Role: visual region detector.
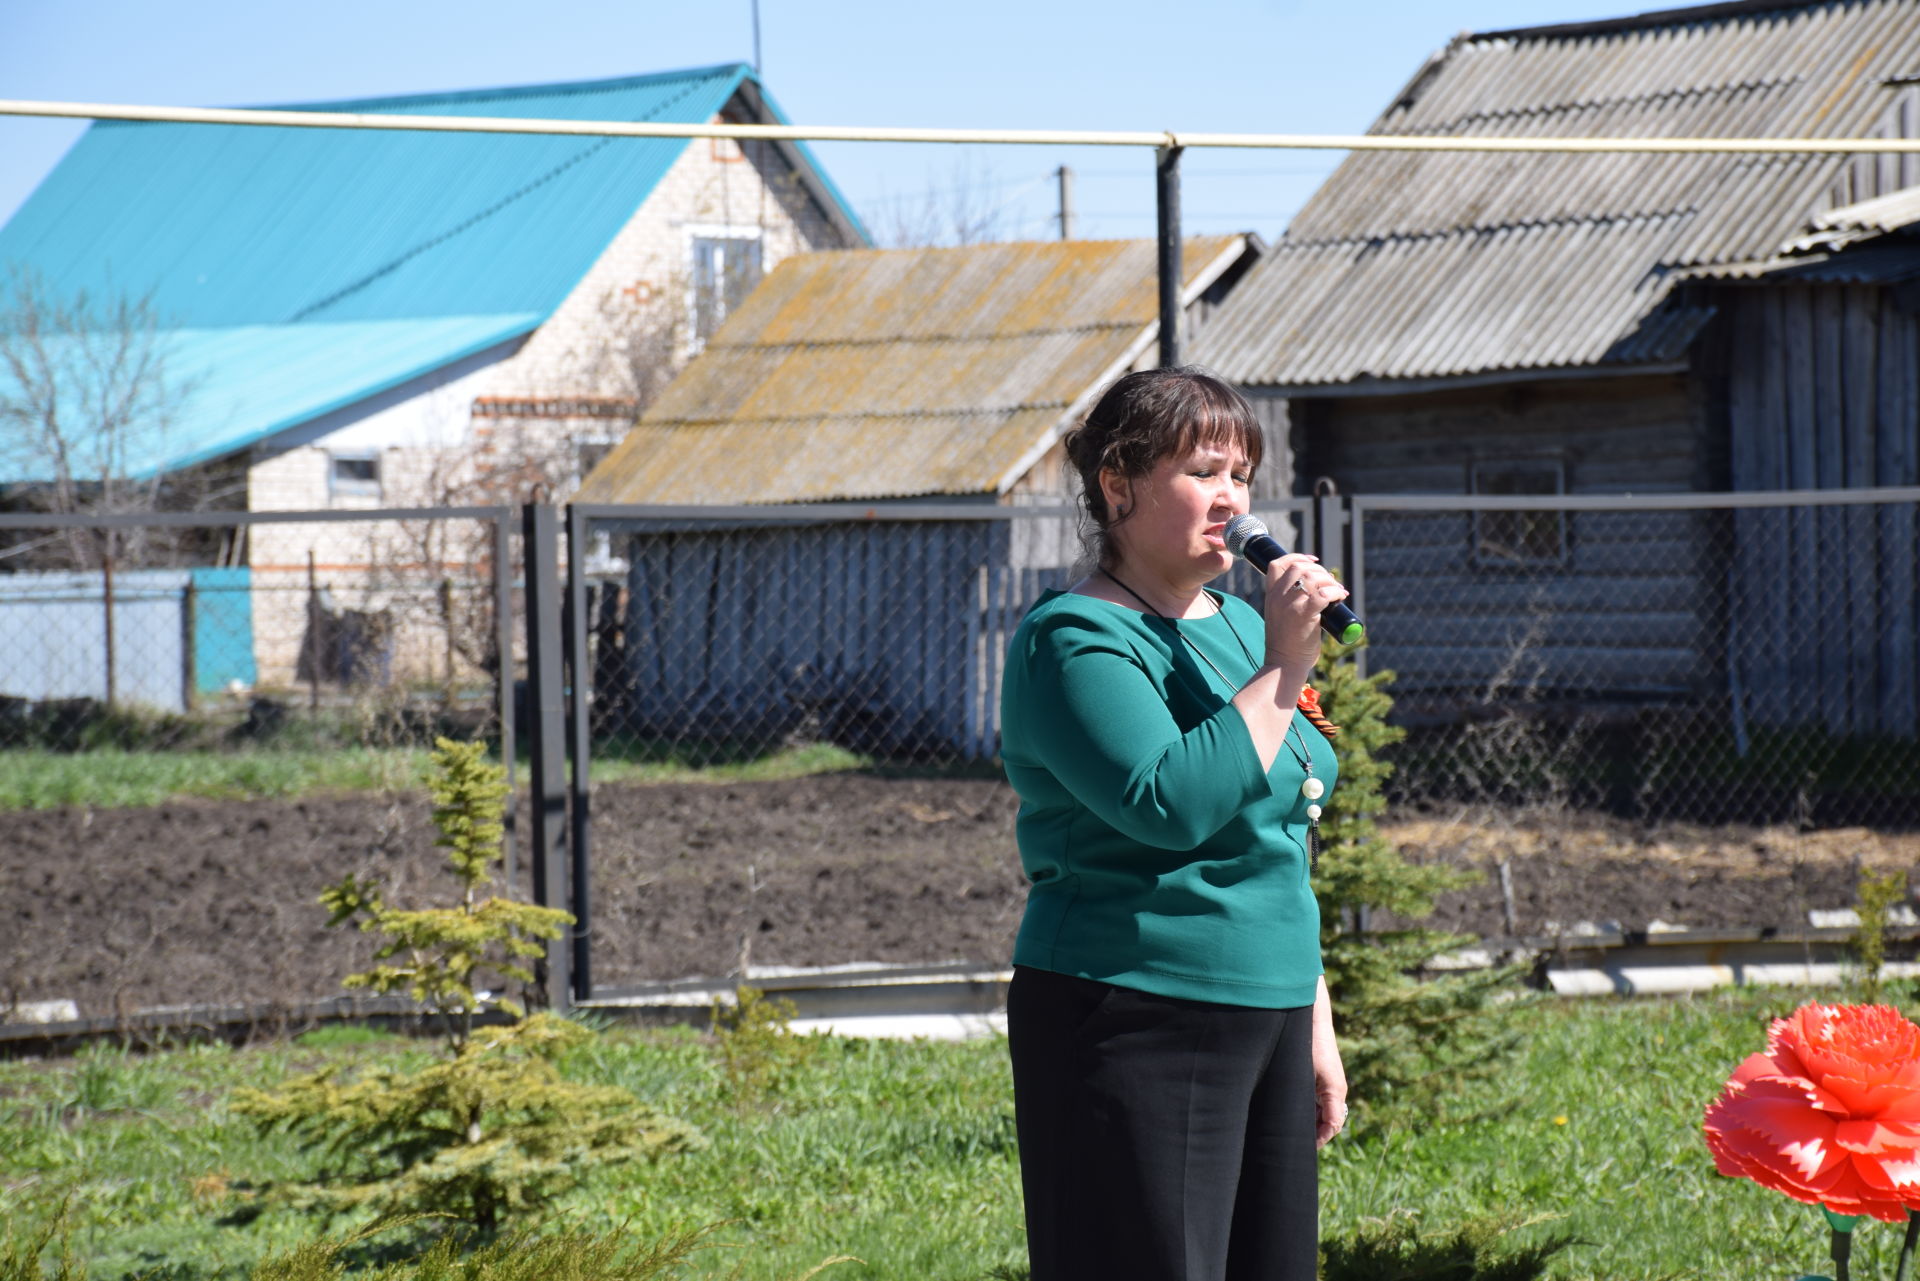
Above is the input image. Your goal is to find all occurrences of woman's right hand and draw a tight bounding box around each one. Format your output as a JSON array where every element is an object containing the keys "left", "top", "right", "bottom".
[
  {"left": 1232, "top": 552, "right": 1351, "bottom": 773},
  {"left": 1260, "top": 552, "right": 1348, "bottom": 671}
]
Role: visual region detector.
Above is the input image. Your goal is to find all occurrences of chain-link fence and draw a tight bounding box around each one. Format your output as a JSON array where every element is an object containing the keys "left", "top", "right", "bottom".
[
  {"left": 6, "top": 495, "right": 1915, "bottom": 1019},
  {"left": 13, "top": 496, "right": 1907, "bottom": 816},
  {"left": 0, "top": 509, "right": 517, "bottom": 757},
  {"left": 1352, "top": 490, "right": 1920, "bottom": 827},
  {"left": 571, "top": 502, "right": 1315, "bottom": 769},
  {"left": 575, "top": 494, "right": 1919, "bottom": 824}
]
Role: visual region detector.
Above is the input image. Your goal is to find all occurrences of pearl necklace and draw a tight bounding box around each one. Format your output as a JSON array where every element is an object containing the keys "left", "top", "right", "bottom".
[{"left": 1101, "top": 570, "right": 1326, "bottom": 871}]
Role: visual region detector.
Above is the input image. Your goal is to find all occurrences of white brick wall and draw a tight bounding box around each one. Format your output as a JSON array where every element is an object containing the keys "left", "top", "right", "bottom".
[{"left": 479, "top": 115, "right": 849, "bottom": 404}]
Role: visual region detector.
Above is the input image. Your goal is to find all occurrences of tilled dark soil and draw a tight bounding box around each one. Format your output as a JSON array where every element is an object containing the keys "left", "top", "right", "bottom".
[{"left": 3, "top": 775, "right": 1914, "bottom": 1019}]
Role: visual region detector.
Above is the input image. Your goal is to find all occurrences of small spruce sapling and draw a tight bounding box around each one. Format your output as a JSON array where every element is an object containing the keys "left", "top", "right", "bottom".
[
  {"left": 1853, "top": 866, "right": 1908, "bottom": 1006},
  {"left": 320, "top": 736, "right": 559, "bottom": 1051},
  {"left": 1310, "top": 638, "right": 1520, "bottom": 1130},
  {"left": 235, "top": 738, "right": 702, "bottom": 1233}
]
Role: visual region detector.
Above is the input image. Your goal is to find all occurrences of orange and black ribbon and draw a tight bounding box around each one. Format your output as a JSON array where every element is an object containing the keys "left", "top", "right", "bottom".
[{"left": 1297, "top": 685, "right": 1339, "bottom": 739}]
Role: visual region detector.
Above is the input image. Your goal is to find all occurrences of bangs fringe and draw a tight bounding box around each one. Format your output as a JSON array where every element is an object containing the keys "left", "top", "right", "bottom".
[{"left": 1170, "top": 378, "right": 1264, "bottom": 473}]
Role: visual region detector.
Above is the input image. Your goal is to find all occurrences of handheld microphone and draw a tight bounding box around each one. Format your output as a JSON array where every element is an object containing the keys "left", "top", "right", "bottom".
[{"left": 1222, "top": 514, "right": 1366, "bottom": 646}]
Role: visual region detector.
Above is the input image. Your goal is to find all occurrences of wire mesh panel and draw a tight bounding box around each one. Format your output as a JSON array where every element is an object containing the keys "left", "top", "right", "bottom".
[
  {"left": 574, "top": 502, "right": 1314, "bottom": 771},
  {"left": 582, "top": 508, "right": 1057, "bottom": 766},
  {"left": 0, "top": 510, "right": 515, "bottom": 755},
  {"left": 1352, "top": 491, "right": 1920, "bottom": 826},
  {"left": 0, "top": 507, "right": 523, "bottom": 1026}
]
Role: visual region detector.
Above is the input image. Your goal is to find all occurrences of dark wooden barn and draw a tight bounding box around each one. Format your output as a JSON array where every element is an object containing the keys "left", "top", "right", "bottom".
[{"left": 1193, "top": 0, "right": 1920, "bottom": 743}]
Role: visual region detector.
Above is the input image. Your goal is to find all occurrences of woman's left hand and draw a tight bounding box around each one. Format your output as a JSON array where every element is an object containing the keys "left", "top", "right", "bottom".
[{"left": 1311, "top": 976, "right": 1348, "bottom": 1148}]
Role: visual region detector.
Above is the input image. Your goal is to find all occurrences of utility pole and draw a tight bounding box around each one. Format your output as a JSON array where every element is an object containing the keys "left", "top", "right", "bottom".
[
  {"left": 1056, "top": 165, "right": 1076, "bottom": 240},
  {"left": 1156, "top": 146, "right": 1183, "bottom": 368},
  {"left": 751, "top": 0, "right": 763, "bottom": 77}
]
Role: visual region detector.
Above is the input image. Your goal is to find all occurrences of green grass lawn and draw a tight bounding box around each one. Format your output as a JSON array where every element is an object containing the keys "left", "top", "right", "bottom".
[
  {"left": 1, "top": 987, "right": 1901, "bottom": 1279},
  {"left": 0, "top": 743, "right": 873, "bottom": 811}
]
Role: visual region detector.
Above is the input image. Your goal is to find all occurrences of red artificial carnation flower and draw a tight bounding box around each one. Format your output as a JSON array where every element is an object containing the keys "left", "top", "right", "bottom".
[
  {"left": 1296, "top": 685, "right": 1323, "bottom": 715},
  {"left": 1704, "top": 1002, "right": 1920, "bottom": 1223}
]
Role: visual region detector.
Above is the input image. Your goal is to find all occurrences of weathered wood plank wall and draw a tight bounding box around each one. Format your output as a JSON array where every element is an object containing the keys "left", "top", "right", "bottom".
[
  {"left": 619, "top": 519, "right": 1080, "bottom": 760},
  {"left": 1297, "top": 375, "right": 1721, "bottom": 708},
  {"left": 1721, "top": 283, "right": 1920, "bottom": 738}
]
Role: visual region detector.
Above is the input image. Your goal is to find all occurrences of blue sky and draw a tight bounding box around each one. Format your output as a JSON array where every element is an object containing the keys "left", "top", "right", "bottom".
[{"left": 2, "top": 0, "right": 1627, "bottom": 244}]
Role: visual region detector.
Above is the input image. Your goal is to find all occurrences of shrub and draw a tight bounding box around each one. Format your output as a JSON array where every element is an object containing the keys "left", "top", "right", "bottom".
[
  {"left": 234, "top": 738, "right": 703, "bottom": 1233},
  {"left": 0, "top": 1204, "right": 83, "bottom": 1281},
  {"left": 1853, "top": 865, "right": 1908, "bottom": 1005},
  {"left": 710, "top": 985, "right": 814, "bottom": 1109},
  {"left": 1311, "top": 639, "right": 1520, "bottom": 1129}
]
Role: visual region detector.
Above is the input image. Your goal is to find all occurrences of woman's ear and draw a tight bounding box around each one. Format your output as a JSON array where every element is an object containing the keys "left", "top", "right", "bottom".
[{"left": 1098, "top": 467, "right": 1132, "bottom": 519}]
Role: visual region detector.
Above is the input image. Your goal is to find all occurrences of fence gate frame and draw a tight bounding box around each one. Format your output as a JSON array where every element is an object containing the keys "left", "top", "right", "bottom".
[{"left": 544, "top": 497, "right": 1318, "bottom": 1006}]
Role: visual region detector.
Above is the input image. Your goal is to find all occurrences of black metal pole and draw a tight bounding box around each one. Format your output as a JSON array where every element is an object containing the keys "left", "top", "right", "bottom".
[
  {"left": 1156, "top": 145, "right": 1183, "bottom": 369},
  {"left": 563, "top": 505, "right": 592, "bottom": 1002},
  {"left": 181, "top": 576, "right": 197, "bottom": 711},
  {"left": 494, "top": 514, "right": 517, "bottom": 896},
  {"left": 306, "top": 550, "right": 321, "bottom": 711},
  {"left": 521, "top": 502, "right": 571, "bottom": 1011},
  {"left": 101, "top": 551, "right": 116, "bottom": 710}
]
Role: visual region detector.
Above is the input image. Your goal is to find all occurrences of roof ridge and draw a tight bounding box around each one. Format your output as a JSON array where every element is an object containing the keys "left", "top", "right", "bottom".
[
  {"left": 704, "top": 322, "right": 1141, "bottom": 352},
  {"left": 643, "top": 404, "right": 1074, "bottom": 427},
  {"left": 781, "top": 234, "right": 1237, "bottom": 264},
  {"left": 249, "top": 63, "right": 748, "bottom": 115},
  {"left": 1468, "top": 0, "right": 1860, "bottom": 45},
  {"left": 1277, "top": 206, "right": 1699, "bottom": 251},
  {"left": 1409, "top": 74, "right": 1804, "bottom": 133}
]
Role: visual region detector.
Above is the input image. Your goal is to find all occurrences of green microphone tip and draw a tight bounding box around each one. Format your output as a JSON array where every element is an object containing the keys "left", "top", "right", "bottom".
[{"left": 1338, "top": 622, "right": 1365, "bottom": 646}]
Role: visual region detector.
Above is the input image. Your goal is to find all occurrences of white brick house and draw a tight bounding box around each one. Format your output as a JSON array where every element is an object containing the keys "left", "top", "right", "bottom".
[{"left": 1, "top": 65, "right": 865, "bottom": 688}]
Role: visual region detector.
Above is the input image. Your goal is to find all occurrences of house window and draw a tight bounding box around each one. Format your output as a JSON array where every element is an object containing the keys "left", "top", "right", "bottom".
[
  {"left": 692, "top": 235, "right": 763, "bottom": 343},
  {"left": 1472, "top": 460, "right": 1566, "bottom": 567},
  {"left": 576, "top": 438, "right": 617, "bottom": 486},
  {"left": 329, "top": 451, "right": 381, "bottom": 499}
]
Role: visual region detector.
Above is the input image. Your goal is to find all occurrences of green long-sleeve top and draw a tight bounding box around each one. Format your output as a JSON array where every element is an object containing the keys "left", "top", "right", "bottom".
[{"left": 1000, "top": 588, "right": 1336, "bottom": 1009}]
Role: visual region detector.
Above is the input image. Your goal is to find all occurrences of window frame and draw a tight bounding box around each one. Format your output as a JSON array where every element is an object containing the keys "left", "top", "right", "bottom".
[
  {"left": 327, "top": 448, "right": 383, "bottom": 501},
  {"left": 685, "top": 223, "right": 765, "bottom": 351},
  {"left": 1470, "top": 458, "right": 1569, "bottom": 569}
]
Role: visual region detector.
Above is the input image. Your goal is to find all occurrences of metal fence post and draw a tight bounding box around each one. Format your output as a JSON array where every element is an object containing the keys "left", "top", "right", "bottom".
[
  {"left": 181, "top": 575, "right": 197, "bottom": 711},
  {"left": 563, "top": 504, "right": 592, "bottom": 1002},
  {"left": 494, "top": 512, "right": 518, "bottom": 896},
  {"left": 521, "top": 502, "right": 571, "bottom": 1011},
  {"left": 1346, "top": 497, "right": 1367, "bottom": 683},
  {"left": 101, "top": 550, "right": 116, "bottom": 709}
]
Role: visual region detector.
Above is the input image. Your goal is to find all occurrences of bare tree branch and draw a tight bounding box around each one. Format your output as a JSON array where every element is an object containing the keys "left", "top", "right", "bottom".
[{"left": 0, "top": 267, "right": 219, "bottom": 568}]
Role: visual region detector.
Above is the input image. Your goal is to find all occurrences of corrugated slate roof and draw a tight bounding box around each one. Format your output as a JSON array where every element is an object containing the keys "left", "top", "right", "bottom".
[
  {"left": 576, "top": 235, "right": 1251, "bottom": 504},
  {"left": 1197, "top": 0, "right": 1920, "bottom": 388},
  {"left": 0, "top": 65, "right": 865, "bottom": 481}
]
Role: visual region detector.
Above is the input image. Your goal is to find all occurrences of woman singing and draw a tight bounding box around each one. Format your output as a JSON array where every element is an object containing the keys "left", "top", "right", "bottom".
[{"left": 1000, "top": 367, "right": 1347, "bottom": 1281}]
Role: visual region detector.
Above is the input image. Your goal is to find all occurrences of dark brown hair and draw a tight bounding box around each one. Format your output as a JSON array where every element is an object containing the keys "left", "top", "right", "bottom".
[{"left": 1061, "top": 366, "right": 1263, "bottom": 567}]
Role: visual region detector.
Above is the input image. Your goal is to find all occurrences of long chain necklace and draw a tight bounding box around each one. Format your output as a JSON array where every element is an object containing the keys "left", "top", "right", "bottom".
[{"left": 1101, "top": 569, "right": 1325, "bottom": 870}]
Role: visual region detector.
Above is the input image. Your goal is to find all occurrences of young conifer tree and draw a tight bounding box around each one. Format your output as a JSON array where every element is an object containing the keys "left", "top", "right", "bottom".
[
  {"left": 1311, "top": 641, "right": 1518, "bottom": 1129},
  {"left": 236, "top": 738, "right": 702, "bottom": 1233}
]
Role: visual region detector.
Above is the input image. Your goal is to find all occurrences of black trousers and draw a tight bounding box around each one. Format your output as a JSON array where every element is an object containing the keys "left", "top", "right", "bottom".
[{"left": 1007, "top": 966, "right": 1318, "bottom": 1281}]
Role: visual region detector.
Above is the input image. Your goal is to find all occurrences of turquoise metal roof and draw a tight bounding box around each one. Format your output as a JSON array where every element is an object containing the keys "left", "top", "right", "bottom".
[
  {"left": 0, "top": 64, "right": 864, "bottom": 482},
  {"left": 0, "top": 315, "right": 540, "bottom": 482}
]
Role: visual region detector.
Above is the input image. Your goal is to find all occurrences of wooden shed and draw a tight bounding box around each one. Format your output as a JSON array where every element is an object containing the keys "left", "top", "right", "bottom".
[
  {"left": 573, "top": 235, "right": 1262, "bottom": 757},
  {"left": 1193, "top": 0, "right": 1920, "bottom": 740}
]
